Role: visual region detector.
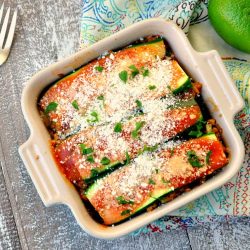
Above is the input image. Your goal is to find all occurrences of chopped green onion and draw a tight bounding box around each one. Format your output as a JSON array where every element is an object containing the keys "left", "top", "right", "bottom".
[
  {"left": 114, "top": 122, "right": 122, "bottom": 133},
  {"left": 129, "top": 65, "right": 139, "bottom": 78},
  {"left": 131, "top": 121, "right": 145, "bottom": 139},
  {"left": 100, "top": 157, "right": 110, "bottom": 165},
  {"left": 206, "top": 150, "right": 212, "bottom": 165},
  {"left": 116, "top": 196, "right": 134, "bottom": 205},
  {"left": 72, "top": 100, "right": 79, "bottom": 110},
  {"left": 95, "top": 66, "right": 104, "bottom": 72},
  {"left": 119, "top": 70, "right": 128, "bottom": 83},
  {"left": 187, "top": 150, "right": 202, "bottom": 168},
  {"left": 121, "top": 209, "right": 131, "bottom": 216},
  {"left": 45, "top": 102, "right": 58, "bottom": 114},
  {"left": 135, "top": 99, "right": 142, "bottom": 109}
]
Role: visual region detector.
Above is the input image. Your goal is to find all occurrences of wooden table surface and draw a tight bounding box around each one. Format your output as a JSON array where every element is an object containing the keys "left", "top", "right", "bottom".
[{"left": 0, "top": 1, "right": 249, "bottom": 249}]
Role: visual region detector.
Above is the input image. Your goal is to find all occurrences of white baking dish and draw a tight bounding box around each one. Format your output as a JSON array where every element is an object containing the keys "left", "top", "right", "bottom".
[{"left": 19, "top": 19, "right": 245, "bottom": 239}]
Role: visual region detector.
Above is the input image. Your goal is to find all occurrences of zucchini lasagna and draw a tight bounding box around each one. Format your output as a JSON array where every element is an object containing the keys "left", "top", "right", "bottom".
[{"left": 39, "top": 37, "right": 229, "bottom": 225}]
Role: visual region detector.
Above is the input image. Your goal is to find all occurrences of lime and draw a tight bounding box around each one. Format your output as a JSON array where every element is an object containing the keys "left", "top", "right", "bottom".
[{"left": 208, "top": 0, "right": 250, "bottom": 53}]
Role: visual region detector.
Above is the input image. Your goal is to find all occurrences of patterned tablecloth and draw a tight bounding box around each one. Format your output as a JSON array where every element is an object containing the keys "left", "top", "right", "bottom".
[{"left": 80, "top": 0, "right": 250, "bottom": 232}]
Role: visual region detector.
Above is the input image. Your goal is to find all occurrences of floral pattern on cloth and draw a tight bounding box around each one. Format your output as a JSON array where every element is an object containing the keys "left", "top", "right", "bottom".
[{"left": 81, "top": 0, "right": 250, "bottom": 232}]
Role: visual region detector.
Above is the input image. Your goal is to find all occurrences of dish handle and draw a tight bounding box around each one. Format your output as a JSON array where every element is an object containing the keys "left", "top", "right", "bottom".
[
  {"left": 19, "top": 138, "right": 61, "bottom": 206},
  {"left": 200, "top": 51, "right": 245, "bottom": 116}
]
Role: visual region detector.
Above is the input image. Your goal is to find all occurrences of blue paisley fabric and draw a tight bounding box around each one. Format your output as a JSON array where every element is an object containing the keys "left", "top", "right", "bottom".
[
  {"left": 81, "top": 0, "right": 208, "bottom": 47},
  {"left": 81, "top": 0, "right": 250, "bottom": 232}
]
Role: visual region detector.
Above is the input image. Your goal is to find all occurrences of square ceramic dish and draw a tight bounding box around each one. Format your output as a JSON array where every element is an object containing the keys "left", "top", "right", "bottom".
[{"left": 19, "top": 19, "right": 245, "bottom": 239}]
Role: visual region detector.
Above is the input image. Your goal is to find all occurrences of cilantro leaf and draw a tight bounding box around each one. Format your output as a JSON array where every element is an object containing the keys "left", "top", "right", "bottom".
[
  {"left": 161, "top": 177, "right": 170, "bottom": 184},
  {"left": 121, "top": 209, "right": 131, "bottom": 216},
  {"left": 100, "top": 157, "right": 110, "bottom": 165},
  {"left": 90, "top": 169, "right": 99, "bottom": 178},
  {"left": 119, "top": 70, "right": 128, "bottom": 83},
  {"left": 95, "top": 66, "right": 104, "bottom": 72},
  {"left": 72, "top": 100, "right": 79, "bottom": 110},
  {"left": 148, "top": 85, "right": 156, "bottom": 90},
  {"left": 97, "top": 95, "right": 104, "bottom": 101},
  {"left": 148, "top": 178, "right": 156, "bottom": 185},
  {"left": 114, "top": 122, "right": 122, "bottom": 133},
  {"left": 129, "top": 65, "right": 139, "bottom": 78},
  {"left": 142, "top": 68, "right": 149, "bottom": 77},
  {"left": 45, "top": 102, "right": 58, "bottom": 114},
  {"left": 135, "top": 99, "right": 142, "bottom": 109},
  {"left": 188, "top": 120, "right": 205, "bottom": 138},
  {"left": 206, "top": 150, "right": 212, "bottom": 165},
  {"left": 116, "top": 196, "right": 134, "bottom": 205},
  {"left": 80, "top": 144, "right": 94, "bottom": 155},
  {"left": 125, "top": 151, "right": 130, "bottom": 165},
  {"left": 187, "top": 150, "right": 202, "bottom": 168},
  {"left": 87, "top": 111, "right": 99, "bottom": 123},
  {"left": 131, "top": 121, "right": 145, "bottom": 139},
  {"left": 86, "top": 155, "right": 95, "bottom": 163}
]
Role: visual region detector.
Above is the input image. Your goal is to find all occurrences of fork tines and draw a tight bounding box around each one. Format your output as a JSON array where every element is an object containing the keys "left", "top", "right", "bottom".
[{"left": 0, "top": 2, "right": 17, "bottom": 64}]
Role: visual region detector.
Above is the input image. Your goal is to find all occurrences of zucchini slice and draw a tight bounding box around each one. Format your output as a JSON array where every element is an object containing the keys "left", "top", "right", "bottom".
[
  {"left": 169, "top": 60, "right": 191, "bottom": 94},
  {"left": 85, "top": 134, "right": 228, "bottom": 225},
  {"left": 39, "top": 38, "right": 166, "bottom": 137},
  {"left": 53, "top": 98, "right": 202, "bottom": 183}
]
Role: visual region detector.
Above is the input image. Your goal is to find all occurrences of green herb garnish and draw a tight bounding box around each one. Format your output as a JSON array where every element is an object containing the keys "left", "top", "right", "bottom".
[
  {"left": 114, "top": 122, "right": 122, "bottom": 133},
  {"left": 131, "top": 121, "right": 145, "bottom": 139},
  {"left": 87, "top": 111, "right": 99, "bottom": 123},
  {"left": 140, "top": 144, "right": 158, "bottom": 154},
  {"left": 129, "top": 65, "right": 139, "bottom": 78},
  {"left": 161, "top": 177, "right": 170, "bottom": 184},
  {"left": 206, "top": 150, "right": 212, "bottom": 165},
  {"left": 135, "top": 99, "right": 142, "bottom": 109},
  {"left": 116, "top": 196, "right": 134, "bottom": 205},
  {"left": 148, "top": 178, "right": 156, "bottom": 185},
  {"left": 119, "top": 70, "right": 128, "bottom": 83},
  {"left": 170, "top": 148, "right": 175, "bottom": 157},
  {"left": 90, "top": 169, "right": 99, "bottom": 178},
  {"left": 142, "top": 68, "right": 149, "bottom": 77},
  {"left": 155, "top": 169, "right": 159, "bottom": 174},
  {"left": 71, "top": 100, "right": 79, "bottom": 110},
  {"left": 80, "top": 144, "right": 93, "bottom": 155},
  {"left": 100, "top": 157, "right": 110, "bottom": 165},
  {"left": 86, "top": 155, "right": 95, "bottom": 163},
  {"left": 97, "top": 95, "right": 104, "bottom": 101},
  {"left": 187, "top": 150, "right": 202, "bottom": 168},
  {"left": 95, "top": 66, "right": 104, "bottom": 72},
  {"left": 83, "top": 148, "right": 94, "bottom": 155},
  {"left": 121, "top": 209, "right": 131, "bottom": 216},
  {"left": 45, "top": 102, "right": 58, "bottom": 114},
  {"left": 188, "top": 120, "right": 205, "bottom": 138},
  {"left": 125, "top": 151, "right": 130, "bottom": 165},
  {"left": 148, "top": 85, "right": 156, "bottom": 90}
]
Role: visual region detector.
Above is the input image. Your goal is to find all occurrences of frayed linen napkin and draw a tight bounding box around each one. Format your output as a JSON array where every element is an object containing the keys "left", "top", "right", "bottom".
[{"left": 80, "top": 0, "right": 250, "bottom": 232}]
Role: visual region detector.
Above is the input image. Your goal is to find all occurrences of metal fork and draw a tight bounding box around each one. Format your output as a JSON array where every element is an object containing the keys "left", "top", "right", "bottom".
[{"left": 0, "top": 3, "right": 17, "bottom": 65}]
